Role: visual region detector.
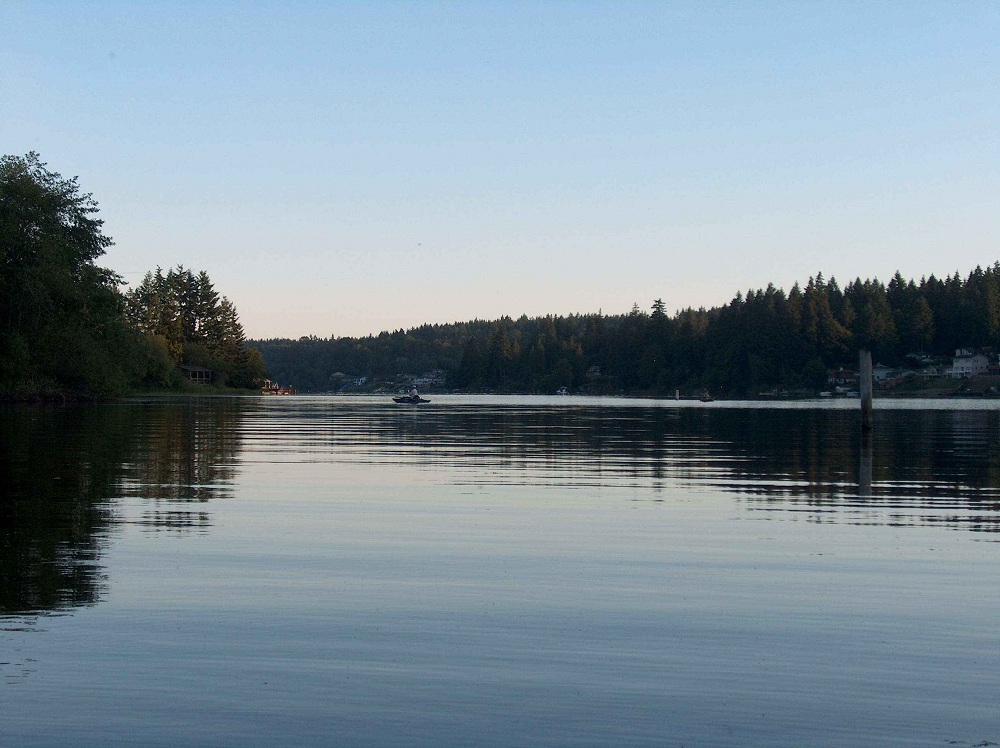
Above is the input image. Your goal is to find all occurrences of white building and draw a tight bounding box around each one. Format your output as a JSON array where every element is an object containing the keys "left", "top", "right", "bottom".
[
  {"left": 873, "top": 364, "right": 893, "bottom": 381},
  {"left": 951, "top": 351, "right": 989, "bottom": 378}
]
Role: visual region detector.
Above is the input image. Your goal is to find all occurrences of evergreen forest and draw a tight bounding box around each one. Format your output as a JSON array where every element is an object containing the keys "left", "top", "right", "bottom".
[
  {"left": 123, "top": 267, "right": 266, "bottom": 390},
  {"left": 254, "top": 265, "right": 1000, "bottom": 396},
  {"left": 0, "top": 153, "right": 264, "bottom": 399},
  {"left": 4, "top": 151, "right": 998, "bottom": 400}
]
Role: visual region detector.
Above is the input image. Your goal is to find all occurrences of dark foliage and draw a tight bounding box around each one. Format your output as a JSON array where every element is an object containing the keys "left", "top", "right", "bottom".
[
  {"left": 0, "top": 152, "right": 151, "bottom": 397},
  {"left": 124, "top": 266, "right": 266, "bottom": 388},
  {"left": 254, "top": 265, "right": 1000, "bottom": 396},
  {"left": 1, "top": 153, "right": 264, "bottom": 397}
]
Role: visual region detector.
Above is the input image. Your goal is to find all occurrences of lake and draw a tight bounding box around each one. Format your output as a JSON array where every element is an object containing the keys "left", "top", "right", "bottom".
[{"left": 2, "top": 395, "right": 998, "bottom": 747}]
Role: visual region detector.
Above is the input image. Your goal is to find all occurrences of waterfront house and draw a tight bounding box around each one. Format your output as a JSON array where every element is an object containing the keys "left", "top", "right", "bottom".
[
  {"left": 827, "top": 368, "right": 858, "bottom": 386},
  {"left": 951, "top": 351, "right": 989, "bottom": 378}
]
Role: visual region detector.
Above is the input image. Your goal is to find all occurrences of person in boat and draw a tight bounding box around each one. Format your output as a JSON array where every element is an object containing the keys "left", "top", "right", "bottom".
[{"left": 409, "top": 385, "right": 419, "bottom": 400}]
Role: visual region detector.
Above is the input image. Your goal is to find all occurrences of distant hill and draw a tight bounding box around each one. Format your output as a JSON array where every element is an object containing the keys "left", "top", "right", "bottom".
[{"left": 252, "top": 264, "right": 1000, "bottom": 397}]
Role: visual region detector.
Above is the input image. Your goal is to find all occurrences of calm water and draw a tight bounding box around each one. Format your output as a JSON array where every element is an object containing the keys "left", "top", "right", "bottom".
[{"left": 2, "top": 396, "right": 998, "bottom": 747}]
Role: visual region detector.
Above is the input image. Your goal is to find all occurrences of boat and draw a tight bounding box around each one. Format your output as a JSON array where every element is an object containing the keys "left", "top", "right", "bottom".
[{"left": 392, "top": 395, "right": 430, "bottom": 404}]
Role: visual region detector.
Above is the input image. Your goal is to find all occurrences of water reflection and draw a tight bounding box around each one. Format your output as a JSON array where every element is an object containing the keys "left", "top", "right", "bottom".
[
  {"left": 3, "top": 397, "right": 999, "bottom": 622},
  {"left": 859, "top": 431, "right": 873, "bottom": 499},
  {"left": 242, "top": 399, "right": 1000, "bottom": 534},
  {"left": 119, "top": 399, "right": 243, "bottom": 531},
  {"left": 708, "top": 407, "right": 1000, "bottom": 534},
  {"left": 0, "top": 400, "right": 245, "bottom": 617}
]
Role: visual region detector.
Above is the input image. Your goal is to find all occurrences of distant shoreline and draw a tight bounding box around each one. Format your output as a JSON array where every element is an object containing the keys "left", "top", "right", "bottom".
[
  {"left": 1, "top": 385, "right": 260, "bottom": 404},
  {"left": 6, "top": 379, "right": 999, "bottom": 405}
]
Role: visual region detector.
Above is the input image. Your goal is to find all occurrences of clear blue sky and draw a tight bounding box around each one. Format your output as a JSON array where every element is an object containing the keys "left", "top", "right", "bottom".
[{"left": 3, "top": 1, "right": 998, "bottom": 339}]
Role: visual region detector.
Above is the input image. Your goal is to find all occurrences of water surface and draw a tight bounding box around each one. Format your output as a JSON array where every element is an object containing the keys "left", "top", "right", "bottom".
[{"left": 2, "top": 396, "right": 998, "bottom": 746}]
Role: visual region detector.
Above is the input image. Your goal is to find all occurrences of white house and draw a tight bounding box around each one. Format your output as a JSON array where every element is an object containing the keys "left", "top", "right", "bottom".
[{"left": 951, "top": 351, "right": 989, "bottom": 378}]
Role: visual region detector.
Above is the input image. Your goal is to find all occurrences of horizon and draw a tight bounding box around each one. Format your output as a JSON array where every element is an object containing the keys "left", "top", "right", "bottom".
[{"left": 4, "top": 2, "right": 999, "bottom": 339}]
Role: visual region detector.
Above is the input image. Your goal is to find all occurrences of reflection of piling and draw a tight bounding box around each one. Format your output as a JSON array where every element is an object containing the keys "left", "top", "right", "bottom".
[
  {"left": 860, "top": 350, "right": 873, "bottom": 432},
  {"left": 859, "top": 430, "right": 873, "bottom": 498}
]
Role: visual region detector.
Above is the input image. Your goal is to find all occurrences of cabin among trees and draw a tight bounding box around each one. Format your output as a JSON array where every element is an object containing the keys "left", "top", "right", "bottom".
[
  {"left": 180, "top": 365, "right": 214, "bottom": 384},
  {"left": 124, "top": 266, "right": 266, "bottom": 389}
]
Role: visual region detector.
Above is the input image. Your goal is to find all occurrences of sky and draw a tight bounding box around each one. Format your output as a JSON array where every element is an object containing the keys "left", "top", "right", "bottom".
[{"left": 3, "top": 1, "right": 999, "bottom": 339}]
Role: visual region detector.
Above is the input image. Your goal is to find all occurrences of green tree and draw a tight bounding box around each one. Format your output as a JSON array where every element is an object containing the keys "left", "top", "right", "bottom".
[
  {"left": 845, "top": 278, "right": 896, "bottom": 361},
  {"left": 0, "top": 152, "right": 148, "bottom": 397},
  {"left": 803, "top": 275, "right": 851, "bottom": 364},
  {"left": 124, "top": 266, "right": 265, "bottom": 388}
]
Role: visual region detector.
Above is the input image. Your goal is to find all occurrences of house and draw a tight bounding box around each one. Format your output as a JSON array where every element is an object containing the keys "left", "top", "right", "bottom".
[
  {"left": 828, "top": 368, "right": 858, "bottom": 386},
  {"left": 413, "top": 370, "right": 446, "bottom": 387},
  {"left": 873, "top": 364, "right": 893, "bottom": 381},
  {"left": 180, "top": 365, "right": 213, "bottom": 384},
  {"left": 951, "top": 351, "right": 990, "bottom": 378}
]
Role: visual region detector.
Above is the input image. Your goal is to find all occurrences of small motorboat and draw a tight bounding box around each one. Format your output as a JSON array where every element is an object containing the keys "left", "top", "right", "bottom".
[{"left": 392, "top": 396, "right": 430, "bottom": 404}]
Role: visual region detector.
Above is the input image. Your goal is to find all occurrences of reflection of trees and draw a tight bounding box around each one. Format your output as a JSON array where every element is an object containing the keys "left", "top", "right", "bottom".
[
  {"left": 357, "top": 404, "right": 1000, "bottom": 533},
  {"left": 1, "top": 405, "right": 134, "bottom": 614},
  {"left": 358, "top": 406, "right": 852, "bottom": 489},
  {"left": 711, "top": 408, "right": 1000, "bottom": 533},
  {"left": 0, "top": 401, "right": 245, "bottom": 615},
  {"left": 120, "top": 400, "right": 243, "bottom": 529},
  {"left": 7, "top": 399, "right": 992, "bottom": 619}
]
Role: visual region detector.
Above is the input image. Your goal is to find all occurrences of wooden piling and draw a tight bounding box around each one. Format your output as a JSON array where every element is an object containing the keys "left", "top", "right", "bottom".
[{"left": 859, "top": 349, "right": 873, "bottom": 432}]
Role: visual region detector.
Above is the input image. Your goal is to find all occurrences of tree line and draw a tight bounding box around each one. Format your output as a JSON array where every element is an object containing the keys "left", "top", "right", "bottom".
[
  {"left": 254, "top": 265, "right": 1000, "bottom": 396},
  {"left": 5, "top": 151, "right": 996, "bottom": 399},
  {"left": 124, "top": 267, "right": 265, "bottom": 389},
  {"left": 0, "top": 152, "right": 264, "bottom": 398}
]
